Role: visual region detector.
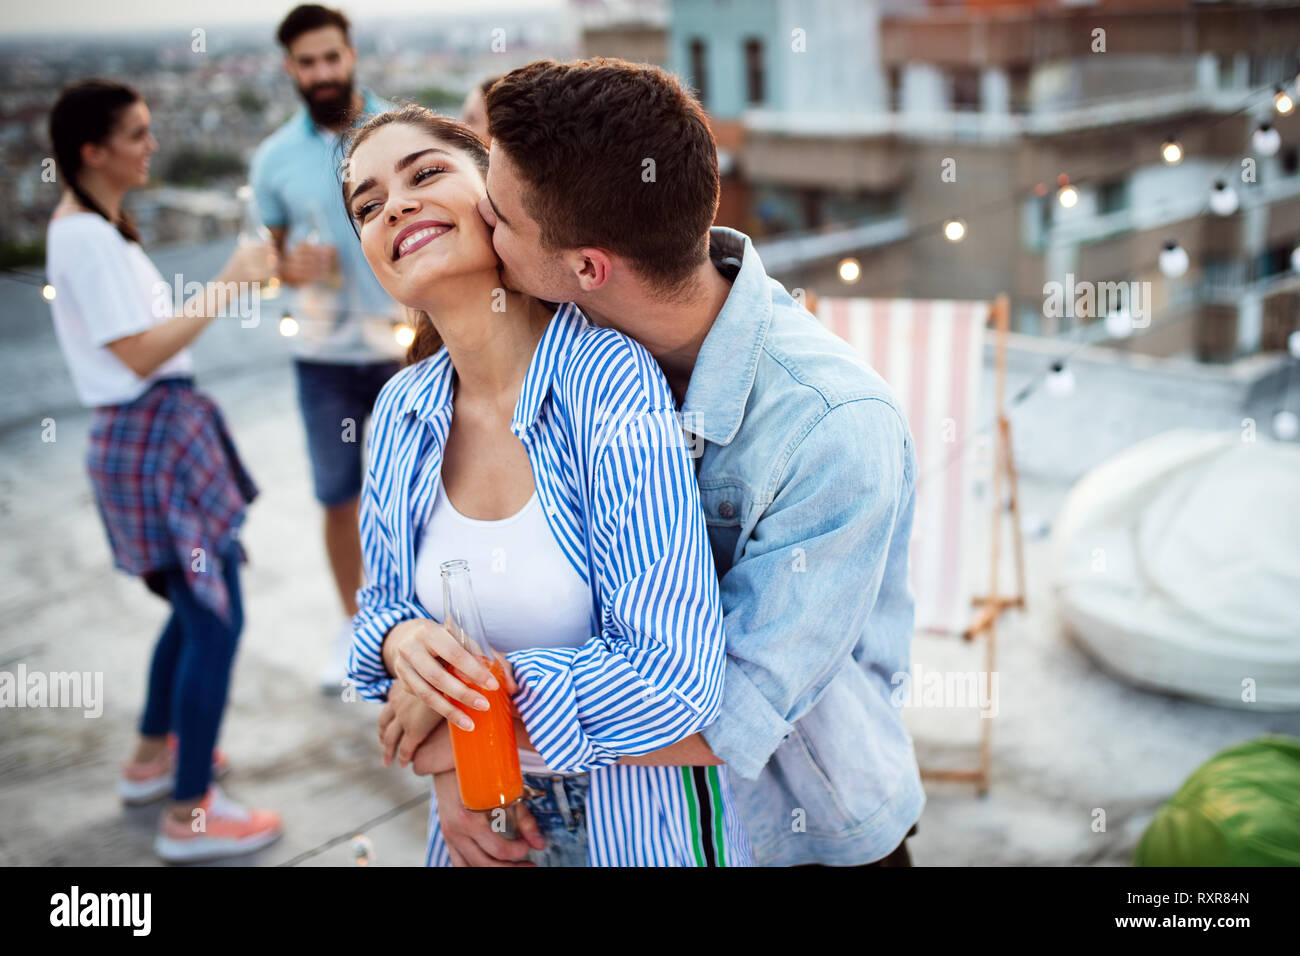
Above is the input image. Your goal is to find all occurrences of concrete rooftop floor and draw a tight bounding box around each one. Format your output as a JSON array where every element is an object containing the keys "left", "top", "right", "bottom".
[{"left": 2, "top": 254, "right": 1297, "bottom": 866}]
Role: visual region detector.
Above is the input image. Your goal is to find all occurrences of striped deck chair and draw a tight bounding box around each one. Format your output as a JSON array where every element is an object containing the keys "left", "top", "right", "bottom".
[{"left": 815, "top": 293, "right": 1026, "bottom": 794}]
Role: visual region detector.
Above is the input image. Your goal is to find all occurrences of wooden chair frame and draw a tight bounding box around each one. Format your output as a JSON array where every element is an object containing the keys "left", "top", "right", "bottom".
[{"left": 918, "top": 293, "right": 1026, "bottom": 796}]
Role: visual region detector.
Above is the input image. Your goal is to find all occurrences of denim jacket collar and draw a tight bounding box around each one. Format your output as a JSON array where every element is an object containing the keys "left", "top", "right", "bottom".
[
  {"left": 681, "top": 227, "right": 773, "bottom": 446},
  {"left": 401, "top": 302, "right": 587, "bottom": 436}
]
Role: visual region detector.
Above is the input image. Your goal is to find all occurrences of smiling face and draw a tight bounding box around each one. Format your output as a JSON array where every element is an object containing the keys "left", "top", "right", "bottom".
[
  {"left": 85, "top": 99, "right": 156, "bottom": 189},
  {"left": 347, "top": 122, "right": 499, "bottom": 310},
  {"left": 479, "top": 142, "right": 574, "bottom": 301},
  {"left": 285, "top": 25, "right": 356, "bottom": 126}
]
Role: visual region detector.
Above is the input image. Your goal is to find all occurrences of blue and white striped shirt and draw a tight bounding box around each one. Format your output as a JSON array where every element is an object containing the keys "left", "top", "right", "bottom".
[{"left": 350, "top": 303, "right": 753, "bottom": 866}]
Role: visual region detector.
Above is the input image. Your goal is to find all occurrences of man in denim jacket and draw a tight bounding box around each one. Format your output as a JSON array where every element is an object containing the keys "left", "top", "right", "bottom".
[{"left": 416, "top": 58, "right": 924, "bottom": 866}]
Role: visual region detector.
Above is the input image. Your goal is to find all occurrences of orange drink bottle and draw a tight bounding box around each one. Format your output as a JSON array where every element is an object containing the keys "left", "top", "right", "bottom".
[{"left": 440, "top": 559, "right": 524, "bottom": 813}]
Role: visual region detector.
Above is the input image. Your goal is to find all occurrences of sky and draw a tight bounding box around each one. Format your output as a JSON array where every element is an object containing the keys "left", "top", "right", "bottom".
[{"left": 0, "top": 0, "right": 565, "bottom": 36}]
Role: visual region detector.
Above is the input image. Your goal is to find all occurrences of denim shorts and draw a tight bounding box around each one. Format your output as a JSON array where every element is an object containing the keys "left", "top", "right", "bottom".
[
  {"left": 293, "top": 359, "right": 400, "bottom": 506},
  {"left": 521, "top": 772, "right": 590, "bottom": 867}
]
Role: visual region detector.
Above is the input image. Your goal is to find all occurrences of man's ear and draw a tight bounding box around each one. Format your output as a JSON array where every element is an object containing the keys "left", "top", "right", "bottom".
[{"left": 570, "top": 247, "right": 613, "bottom": 293}]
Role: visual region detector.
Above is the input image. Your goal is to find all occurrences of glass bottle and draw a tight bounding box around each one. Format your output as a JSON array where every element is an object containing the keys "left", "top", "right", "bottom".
[
  {"left": 235, "top": 184, "right": 275, "bottom": 294},
  {"left": 440, "top": 559, "right": 524, "bottom": 814}
]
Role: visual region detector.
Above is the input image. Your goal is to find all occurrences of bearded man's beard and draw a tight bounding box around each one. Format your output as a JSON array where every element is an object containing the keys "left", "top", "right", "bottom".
[{"left": 300, "top": 77, "right": 356, "bottom": 127}]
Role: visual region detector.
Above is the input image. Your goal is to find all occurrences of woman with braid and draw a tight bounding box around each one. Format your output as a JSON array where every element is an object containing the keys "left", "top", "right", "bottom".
[{"left": 45, "top": 79, "right": 281, "bottom": 863}]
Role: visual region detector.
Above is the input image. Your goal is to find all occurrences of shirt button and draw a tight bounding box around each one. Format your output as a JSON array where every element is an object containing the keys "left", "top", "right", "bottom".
[{"left": 718, "top": 500, "right": 735, "bottom": 519}]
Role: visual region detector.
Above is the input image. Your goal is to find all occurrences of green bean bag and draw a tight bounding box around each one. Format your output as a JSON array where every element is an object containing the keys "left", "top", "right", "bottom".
[{"left": 1135, "top": 735, "right": 1300, "bottom": 866}]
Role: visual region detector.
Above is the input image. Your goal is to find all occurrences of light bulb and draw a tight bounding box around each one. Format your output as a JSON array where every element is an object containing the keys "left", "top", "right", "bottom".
[
  {"left": 279, "top": 313, "right": 299, "bottom": 337},
  {"left": 1273, "top": 409, "right": 1299, "bottom": 441},
  {"left": 394, "top": 324, "right": 415, "bottom": 348},
  {"left": 1275, "top": 87, "right": 1295, "bottom": 115},
  {"left": 1253, "top": 123, "right": 1281, "bottom": 157},
  {"left": 1288, "top": 329, "right": 1300, "bottom": 359},
  {"left": 351, "top": 834, "right": 375, "bottom": 866},
  {"left": 1104, "top": 308, "right": 1134, "bottom": 339},
  {"left": 1159, "top": 240, "right": 1189, "bottom": 278},
  {"left": 838, "top": 257, "right": 861, "bottom": 283},
  {"left": 1045, "top": 361, "right": 1076, "bottom": 397},
  {"left": 1208, "top": 180, "right": 1239, "bottom": 216},
  {"left": 1057, "top": 185, "right": 1079, "bottom": 208},
  {"left": 1161, "top": 138, "right": 1183, "bottom": 165},
  {"left": 41, "top": 283, "right": 56, "bottom": 301},
  {"left": 943, "top": 219, "right": 966, "bottom": 242}
]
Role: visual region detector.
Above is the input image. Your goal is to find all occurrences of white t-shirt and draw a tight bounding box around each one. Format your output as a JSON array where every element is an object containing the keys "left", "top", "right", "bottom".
[
  {"left": 413, "top": 481, "right": 594, "bottom": 775},
  {"left": 45, "top": 213, "right": 193, "bottom": 407}
]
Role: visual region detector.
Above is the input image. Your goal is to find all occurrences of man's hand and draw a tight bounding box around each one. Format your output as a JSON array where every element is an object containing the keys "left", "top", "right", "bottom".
[
  {"left": 513, "top": 715, "right": 535, "bottom": 753},
  {"left": 409, "top": 721, "right": 456, "bottom": 776},
  {"left": 431, "top": 769, "right": 546, "bottom": 867},
  {"left": 378, "top": 682, "right": 445, "bottom": 768},
  {"left": 278, "top": 241, "right": 334, "bottom": 286}
]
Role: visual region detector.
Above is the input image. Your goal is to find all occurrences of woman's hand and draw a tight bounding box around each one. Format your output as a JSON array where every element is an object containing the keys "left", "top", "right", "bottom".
[
  {"left": 217, "top": 239, "right": 276, "bottom": 285},
  {"left": 383, "top": 619, "right": 499, "bottom": 731},
  {"left": 378, "top": 681, "right": 444, "bottom": 768}
]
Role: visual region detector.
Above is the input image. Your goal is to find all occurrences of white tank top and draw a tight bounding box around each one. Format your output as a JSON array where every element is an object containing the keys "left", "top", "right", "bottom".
[{"left": 413, "top": 481, "right": 593, "bottom": 775}]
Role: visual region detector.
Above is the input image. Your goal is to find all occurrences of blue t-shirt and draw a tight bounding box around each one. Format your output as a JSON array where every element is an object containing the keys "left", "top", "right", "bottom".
[{"left": 249, "top": 90, "right": 402, "bottom": 363}]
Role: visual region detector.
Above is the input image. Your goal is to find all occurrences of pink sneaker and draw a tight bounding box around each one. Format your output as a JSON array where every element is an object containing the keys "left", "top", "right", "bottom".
[
  {"left": 117, "top": 737, "right": 229, "bottom": 806},
  {"left": 154, "top": 785, "right": 282, "bottom": 863}
]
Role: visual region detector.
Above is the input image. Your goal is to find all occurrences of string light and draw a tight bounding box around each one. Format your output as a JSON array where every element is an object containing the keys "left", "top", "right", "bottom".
[
  {"left": 1274, "top": 409, "right": 1299, "bottom": 440},
  {"left": 1045, "top": 360, "right": 1076, "bottom": 397},
  {"left": 838, "top": 257, "right": 861, "bottom": 283},
  {"left": 1159, "top": 239, "right": 1190, "bottom": 278},
  {"left": 1209, "top": 180, "right": 1239, "bottom": 216},
  {"left": 1274, "top": 86, "right": 1295, "bottom": 115},
  {"left": 1288, "top": 329, "right": 1300, "bottom": 359},
  {"left": 1291, "top": 245, "right": 1300, "bottom": 273},
  {"left": 1057, "top": 184, "right": 1079, "bottom": 209},
  {"left": 394, "top": 324, "right": 415, "bottom": 347},
  {"left": 1253, "top": 122, "right": 1281, "bottom": 156},
  {"left": 278, "top": 311, "right": 299, "bottom": 337},
  {"left": 41, "top": 283, "right": 56, "bottom": 301},
  {"left": 1104, "top": 307, "right": 1134, "bottom": 339},
  {"left": 262, "top": 275, "right": 281, "bottom": 300},
  {"left": 783, "top": 76, "right": 1290, "bottom": 283},
  {"left": 350, "top": 834, "right": 375, "bottom": 866}
]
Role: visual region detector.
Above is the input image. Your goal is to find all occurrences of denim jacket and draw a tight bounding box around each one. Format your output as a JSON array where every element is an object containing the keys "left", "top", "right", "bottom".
[{"left": 689, "top": 227, "right": 925, "bottom": 866}]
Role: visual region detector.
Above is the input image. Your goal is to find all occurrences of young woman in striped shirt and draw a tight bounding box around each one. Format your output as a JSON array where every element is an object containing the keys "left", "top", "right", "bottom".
[{"left": 343, "top": 106, "right": 751, "bottom": 866}]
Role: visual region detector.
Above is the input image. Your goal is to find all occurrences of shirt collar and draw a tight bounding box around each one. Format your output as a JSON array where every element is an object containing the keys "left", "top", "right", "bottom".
[
  {"left": 511, "top": 302, "right": 587, "bottom": 436},
  {"left": 402, "top": 302, "right": 589, "bottom": 433},
  {"left": 681, "top": 226, "right": 773, "bottom": 446}
]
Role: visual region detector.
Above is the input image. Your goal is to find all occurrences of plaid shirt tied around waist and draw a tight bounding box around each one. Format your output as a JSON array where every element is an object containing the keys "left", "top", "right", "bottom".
[{"left": 85, "top": 377, "right": 257, "bottom": 624}]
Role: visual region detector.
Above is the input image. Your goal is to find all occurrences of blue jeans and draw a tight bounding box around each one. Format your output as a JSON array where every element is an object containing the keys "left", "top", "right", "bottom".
[
  {"left": 139, "top": 541, "right": 244, "bottom": 800},
  {"left": 522, "top": 773, "right": 590, "bottom": 867},
  {"left": 294, "top": 359, "right": 401, "bottom": 506}
]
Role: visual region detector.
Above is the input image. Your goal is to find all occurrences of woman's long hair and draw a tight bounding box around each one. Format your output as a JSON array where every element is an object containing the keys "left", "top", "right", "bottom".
[
  {"left": 48, "top": 79, "right": 144, "bottom": 243},
  {"left": 340, "top": 104, "right": 490, "bottom": 366}
]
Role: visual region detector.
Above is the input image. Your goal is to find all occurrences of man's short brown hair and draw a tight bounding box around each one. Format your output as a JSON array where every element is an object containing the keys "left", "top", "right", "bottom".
[
  {"left": 276, "top": 4, "right": 350, "bottom": 50},
  {"left": 485, "top": 58, "right": 719, "bottom": 291}
]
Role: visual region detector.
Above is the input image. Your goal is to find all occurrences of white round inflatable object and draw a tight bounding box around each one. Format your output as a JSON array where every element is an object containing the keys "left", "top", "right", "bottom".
[{"left": 1051, "top": 430, "right": 1300, "bottom": 710}]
